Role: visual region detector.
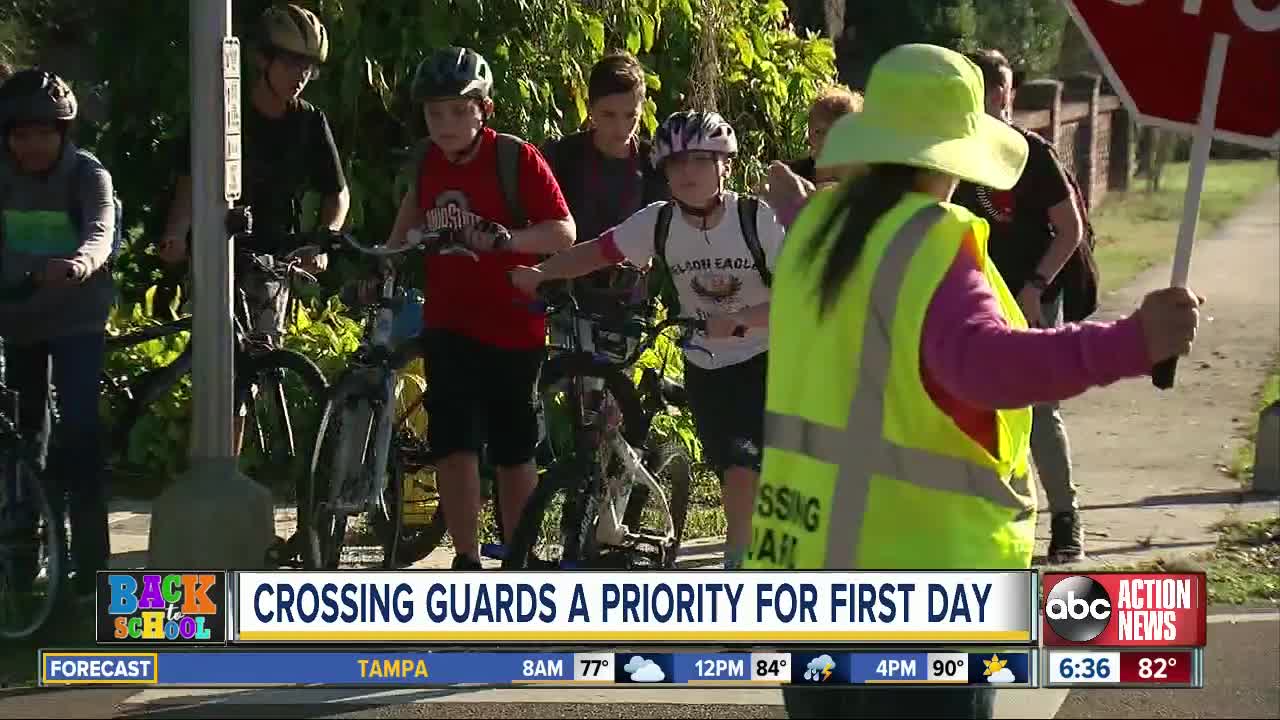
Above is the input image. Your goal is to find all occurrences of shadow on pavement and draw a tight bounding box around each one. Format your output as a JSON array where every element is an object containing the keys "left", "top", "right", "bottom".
[{"left": 1080, "top": 489, "right": 1274, "bottom": 511}]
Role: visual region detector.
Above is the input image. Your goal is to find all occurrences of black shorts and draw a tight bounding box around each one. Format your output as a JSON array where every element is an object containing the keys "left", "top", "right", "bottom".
[
  {"left": 423, "top": 330, "right": 544, "bottom": 467},
  {"left": 684, "top": 352, "right": 767, "bottom": 474}
]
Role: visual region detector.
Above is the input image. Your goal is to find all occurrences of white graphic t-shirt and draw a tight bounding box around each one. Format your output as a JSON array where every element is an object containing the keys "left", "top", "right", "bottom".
[{"left": 606, "top": 191, "right": 785, "bottom": 370}]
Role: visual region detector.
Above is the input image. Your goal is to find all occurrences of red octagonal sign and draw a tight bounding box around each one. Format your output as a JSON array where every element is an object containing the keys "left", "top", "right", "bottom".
[{"left": 1064, "top": 0, "right": 1280, "bottom": 149}]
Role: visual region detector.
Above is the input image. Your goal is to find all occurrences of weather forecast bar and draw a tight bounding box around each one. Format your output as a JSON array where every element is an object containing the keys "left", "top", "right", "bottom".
[{"left": 39, "top": 650, "right": 1038, "bottom": 688}]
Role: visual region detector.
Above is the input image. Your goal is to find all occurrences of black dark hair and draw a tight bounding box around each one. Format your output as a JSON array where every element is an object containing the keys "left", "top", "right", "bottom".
[
  {"left": 801, "top": 164, "right": 923, "bottom": 316},
  {"left": 588, "top": 51, "right": 645, "bottom": 105},
  {"left": 967, "top": 49, "right": 1013, "bottom": 95}
]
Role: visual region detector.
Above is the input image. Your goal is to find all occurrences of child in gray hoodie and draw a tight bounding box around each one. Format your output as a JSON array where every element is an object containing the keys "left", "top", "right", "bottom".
[{"left": 0, "top": 69, "right": 115, "bottom": 597}]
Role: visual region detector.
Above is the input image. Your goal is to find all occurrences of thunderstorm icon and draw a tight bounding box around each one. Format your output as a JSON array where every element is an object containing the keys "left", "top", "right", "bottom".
[{"left": 804, "top": 655, "right": 836, "bottom": 682}]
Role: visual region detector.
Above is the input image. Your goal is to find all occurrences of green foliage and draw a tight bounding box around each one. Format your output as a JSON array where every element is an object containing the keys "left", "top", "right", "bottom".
[
  {"left": 972, "top": 0, "right": 1067, "bottom": 79},
  {"left": 841, "top": 0, "right": 977, "bottom": 88},
  {"left": 101, "top": 286, "right": 195, "bottom": 488},
  {"left": 34, "top": 0, "right": 834, "bottom": 507},
  {"left": 71, "top": 0, "right": 833, "bottom": 290},
  {"left": 839, "top": 0, "right": 1069, "bottom": 88},
  {"left": 715, "top": 0, "right": 836, "bottom": 190}
]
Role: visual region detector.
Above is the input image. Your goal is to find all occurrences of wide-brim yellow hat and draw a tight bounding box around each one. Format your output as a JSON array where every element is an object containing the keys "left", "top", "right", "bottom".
[{"left": 817, "top": 44, "right": 1029, "bottom": 191}]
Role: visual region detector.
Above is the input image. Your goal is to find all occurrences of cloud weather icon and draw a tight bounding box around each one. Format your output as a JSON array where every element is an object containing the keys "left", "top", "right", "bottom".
[
  {"left": 987, "top": 668, "right": 1016, "bottom": 684},
  {"left": 803, "top": 654, "right": 835, "bottom": 682},
  {"left": 983, "top": 655, "right": 1015, "bottom": 684},
  {"left": 623, "top": 656, "right": 666, "bottom": 683}
]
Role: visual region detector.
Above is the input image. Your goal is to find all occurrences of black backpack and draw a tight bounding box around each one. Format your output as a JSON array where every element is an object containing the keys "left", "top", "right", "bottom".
[
  {"left": 648, "top": 196, "right": 771, "bottom": 317},
  {"left": 1050, "top": 146, "right": 1101, "bottom": 323},
  {"left": 407, "top": 133, "right": 528, "bottom": 228}
]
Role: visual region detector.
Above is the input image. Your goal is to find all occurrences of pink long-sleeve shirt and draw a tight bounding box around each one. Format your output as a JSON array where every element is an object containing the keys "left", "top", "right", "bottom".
[{"left": 772, "top": 197, "right": 1152, "bottom": 455}]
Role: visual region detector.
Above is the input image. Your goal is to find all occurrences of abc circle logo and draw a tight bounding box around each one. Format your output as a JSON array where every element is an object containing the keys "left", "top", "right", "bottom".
[{"left": 1045, "top": 576, "right": 1112, "bottom": 642}]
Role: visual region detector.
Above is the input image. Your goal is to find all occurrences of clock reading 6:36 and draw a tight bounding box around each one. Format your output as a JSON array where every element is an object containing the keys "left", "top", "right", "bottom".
[{"left": 1059, "top": 656, "right": 1111, "bottom": 680}]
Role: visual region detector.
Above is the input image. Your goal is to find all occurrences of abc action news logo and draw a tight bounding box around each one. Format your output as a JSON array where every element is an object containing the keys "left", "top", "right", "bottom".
[{"left": 1041, "top": 573, "right": 1207, "bottom": 647}]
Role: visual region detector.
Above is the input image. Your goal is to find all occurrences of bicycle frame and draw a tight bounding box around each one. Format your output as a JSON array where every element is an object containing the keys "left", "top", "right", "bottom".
[
  {"left": 541, "top": 297, "right": 705, "bottom": 562},
  {"left": 316, "top": 232, "right": 443, "bottom": 523}
]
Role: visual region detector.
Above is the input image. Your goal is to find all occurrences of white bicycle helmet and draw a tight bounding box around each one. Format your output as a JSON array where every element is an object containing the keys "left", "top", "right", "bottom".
[{"left": 650, "top": 110, "right": 738, "bottom": 169}]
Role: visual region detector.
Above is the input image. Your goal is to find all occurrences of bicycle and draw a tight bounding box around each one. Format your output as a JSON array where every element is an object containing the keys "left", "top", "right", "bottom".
[
  {"left": 100, "top": 235, "right": 331, "bottom": 567},
  {"left": 302, "top": 227, "right": 478, "bottom": 570},
  {"left": 0, "top": 274, "right": 67, "bottom": 640},
  {"left": 500, "top": 285, "right": 715, "bottom": 570}
]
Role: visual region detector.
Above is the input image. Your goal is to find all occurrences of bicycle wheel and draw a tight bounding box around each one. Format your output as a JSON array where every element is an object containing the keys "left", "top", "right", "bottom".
[
  {"left": 237, "top": 348, "right": 328, "bottom": 568},
  {"left": 626, "top": 441, "right": 693, "bottom": 568},
  {"left": 371, "top": 429, "right": 448, "bottom": 567},
  {"left": 304, "top": 376, "right": 399, "bottom": 570},
  {"left": 505, "top": 354, "right": 678, "bottom": 569},
  {"left": 0, "top": 441, "right": 64, "bottom": 641}
]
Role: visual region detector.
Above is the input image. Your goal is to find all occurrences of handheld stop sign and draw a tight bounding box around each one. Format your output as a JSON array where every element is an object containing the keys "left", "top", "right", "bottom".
[{"left": 1062, "top": 0, "right": 1280, "bottom": 388}]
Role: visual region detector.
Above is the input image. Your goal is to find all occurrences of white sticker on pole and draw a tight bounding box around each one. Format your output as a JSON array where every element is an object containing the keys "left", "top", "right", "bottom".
[
  {"left": 225, "top": 78, "right": 241, "bottom": 136},
  {"left": 225, "top": 159, "right": 242, "bottom": 202},
  {"left": 226, "top": 134, "right": 241, "bottom": 162},
  {"left": 222, "top": 37, "right": 241, "bottom": 78}
]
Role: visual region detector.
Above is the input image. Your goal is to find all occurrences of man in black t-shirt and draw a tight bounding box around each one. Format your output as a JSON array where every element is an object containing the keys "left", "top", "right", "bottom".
[
  {"left": 953, "top": 49, "right": 1088, "bottom": 566},
  {"left": 158, "top": 3, "right": 349, "bottom": 337}
]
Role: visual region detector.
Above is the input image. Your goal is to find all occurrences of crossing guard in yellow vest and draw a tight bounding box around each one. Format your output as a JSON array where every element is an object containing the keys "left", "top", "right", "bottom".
[
  {"left": 746, "top": 44, "right": 1037, "bottom": 572},
  {"left": 751, "top": 43, "right": 1206, "bottom": 720}
]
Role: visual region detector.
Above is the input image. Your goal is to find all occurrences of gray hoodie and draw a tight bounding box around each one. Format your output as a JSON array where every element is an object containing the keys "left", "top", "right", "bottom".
[{"left": 0, "top": 141, "right": 116, "bottom": 345}]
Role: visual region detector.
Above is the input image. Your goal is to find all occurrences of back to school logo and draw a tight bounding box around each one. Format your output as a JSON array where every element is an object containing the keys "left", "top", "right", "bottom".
[{"left": 97, "top": 571, "right": 227, "bottom": 645}]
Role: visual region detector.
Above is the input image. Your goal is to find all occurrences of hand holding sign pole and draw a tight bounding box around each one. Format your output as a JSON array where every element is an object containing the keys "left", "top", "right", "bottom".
[{"left": 1063, "top": 0, "right": 1280, "bottom": 389}]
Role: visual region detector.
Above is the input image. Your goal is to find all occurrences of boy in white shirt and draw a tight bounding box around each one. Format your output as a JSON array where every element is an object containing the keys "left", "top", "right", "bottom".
[{"left": 509, "top": 111, "right": 784, "bottom": 569}]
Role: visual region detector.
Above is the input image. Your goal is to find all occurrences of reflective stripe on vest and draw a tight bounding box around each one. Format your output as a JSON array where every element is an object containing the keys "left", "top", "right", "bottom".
[{"left": 763, "top": 204, "right": 1035, "bottom": 566}]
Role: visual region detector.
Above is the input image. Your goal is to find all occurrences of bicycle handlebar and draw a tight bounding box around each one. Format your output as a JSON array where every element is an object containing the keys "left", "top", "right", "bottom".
[{"left": 317, "top": 228, "right": 480, "bottom": 261}]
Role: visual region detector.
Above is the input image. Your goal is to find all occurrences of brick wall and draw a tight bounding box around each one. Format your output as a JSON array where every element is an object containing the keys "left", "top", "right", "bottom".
[{"left": 1013, "top": 73, "right": 1133, "bottom": 207}]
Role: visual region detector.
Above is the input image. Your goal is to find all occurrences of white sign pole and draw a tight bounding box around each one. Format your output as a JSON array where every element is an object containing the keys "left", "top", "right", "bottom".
[
  {"left": 1152, "top": 32, "right": 1230, "bottom": 389},
  {"left": 149, "top": 0, "right": 273, "bottom": 568}
]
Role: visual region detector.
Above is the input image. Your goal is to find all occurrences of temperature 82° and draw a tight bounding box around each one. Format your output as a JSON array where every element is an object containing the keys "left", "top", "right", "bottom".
[{"left": 928, "top": 653, "right": 969, "bottom": 682}]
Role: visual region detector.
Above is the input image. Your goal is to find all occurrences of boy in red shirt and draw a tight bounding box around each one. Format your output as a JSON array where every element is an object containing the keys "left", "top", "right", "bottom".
[{"left": 387, "top": 46, "right": 575, "bottom": 569}]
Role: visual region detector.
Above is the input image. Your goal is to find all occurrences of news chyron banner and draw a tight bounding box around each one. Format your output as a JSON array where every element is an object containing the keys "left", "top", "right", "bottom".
[
  {"left": 1042, "top": 573, "right": 1208, "bottom": 647},
  {"left": 95, "top": 571, "right": 228, "bottom": 645},
  {"left": 231, "top": 571, "right": 1037, "bottom": 644}
]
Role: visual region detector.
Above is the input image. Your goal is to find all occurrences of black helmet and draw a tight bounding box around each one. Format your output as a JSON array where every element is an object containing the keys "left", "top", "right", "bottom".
[
  {"left": 0, "top": 69, "right": 77, "bottom": 127},
  {"left": 411, "top": 47, "right": 493, "bottom": 103}
]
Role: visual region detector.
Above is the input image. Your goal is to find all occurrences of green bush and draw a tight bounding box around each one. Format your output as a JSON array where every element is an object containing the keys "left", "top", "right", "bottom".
[{"left": 77, "top": 0, "right": 832, "bottom": 501}]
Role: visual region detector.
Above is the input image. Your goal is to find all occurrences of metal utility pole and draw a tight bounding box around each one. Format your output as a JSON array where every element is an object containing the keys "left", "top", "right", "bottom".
[{"left": 149, "top": 0, "right": 273, "bottom": 569}]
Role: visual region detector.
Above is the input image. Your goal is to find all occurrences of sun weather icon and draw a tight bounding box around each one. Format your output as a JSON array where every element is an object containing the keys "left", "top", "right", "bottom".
[
  {"left": 623, "top": 656, "right": 666, "bottom": 683},
  {"left": 983, "top": 654, "right": 1015, "bottom": 684},
  {"left": 803, "top": 655, "right": 835, "bottom": 682}
]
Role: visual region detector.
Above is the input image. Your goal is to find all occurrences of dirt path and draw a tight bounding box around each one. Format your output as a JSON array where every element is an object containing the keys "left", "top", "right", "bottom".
[{"left": 1038, "top": 183, "right": 1280, "bottom": 566}]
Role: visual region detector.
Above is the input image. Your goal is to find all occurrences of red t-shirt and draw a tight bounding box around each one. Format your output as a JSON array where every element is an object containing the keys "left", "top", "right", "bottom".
[{"left": 417, "top": 128, "right": 570, "bottom": 350}]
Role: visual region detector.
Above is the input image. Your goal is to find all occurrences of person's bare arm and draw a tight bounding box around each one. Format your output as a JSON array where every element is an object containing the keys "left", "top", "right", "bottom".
[
  {"left": 157, "top": 176, "right": 192, "bottom": 262},
  {"left": 532, "top": 237, "right": 614, "bottom": 279},
  {"left": 508, "top": 217, "right": 576, "bottom": 256},
  {"left": 730, "top": 302, "right": 770, "bottom": 329},
  {"left": 1036, "top": 196, "right": 1084, "bottom": 284},
  {"left": 318, "top": 186, "right": 351, "bottom": 232},
  {"left": 386, "top": 189, "right": 420, "bottom": 248}
]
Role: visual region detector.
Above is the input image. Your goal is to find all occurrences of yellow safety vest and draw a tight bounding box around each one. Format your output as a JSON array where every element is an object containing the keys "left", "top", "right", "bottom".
[{"left": 745, "top": 190, "right": 1036, "bottom": 571}]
